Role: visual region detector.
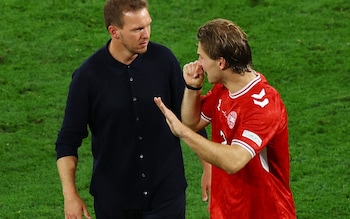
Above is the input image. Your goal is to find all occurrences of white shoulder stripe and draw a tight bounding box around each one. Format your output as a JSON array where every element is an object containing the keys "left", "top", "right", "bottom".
[{"left": 242, "top": 130, "right": 262, "bottom": 147}]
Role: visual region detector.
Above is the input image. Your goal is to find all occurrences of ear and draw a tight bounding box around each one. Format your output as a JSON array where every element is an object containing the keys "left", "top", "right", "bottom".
[
  {"left": 218, "top": 57, "right": 226, "bottom": 70},
  {"left": 108, "top": 25, "right": 120, "bottom": 39}
]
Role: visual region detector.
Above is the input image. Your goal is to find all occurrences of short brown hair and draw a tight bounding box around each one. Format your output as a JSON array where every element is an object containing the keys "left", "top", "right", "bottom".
[
  {"left": 103, "top": 0, "right": 148, "bottom": 29},
  {"left": 197, "top": 19, "right": 252, "bottom": 73}
]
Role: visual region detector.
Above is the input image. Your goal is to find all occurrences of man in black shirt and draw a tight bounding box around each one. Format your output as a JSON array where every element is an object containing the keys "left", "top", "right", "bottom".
[{"left": 55, "top": 0, "right": 204, "bottom": 218}]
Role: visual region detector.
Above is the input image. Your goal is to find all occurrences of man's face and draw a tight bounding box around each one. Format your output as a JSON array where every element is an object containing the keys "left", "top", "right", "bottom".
[
  {"left": 119, "top": 8, "right": 152, "bottom": 54},
  {"left": 197, "top": 42, "right": 221, "bottom": 84}
]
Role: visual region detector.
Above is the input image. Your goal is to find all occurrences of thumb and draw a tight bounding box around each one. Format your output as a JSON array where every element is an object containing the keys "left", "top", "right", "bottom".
[
  {"left": 202, "top": 188, "right": 208, "bottom": 202},
  {"left": 82, "top": 206, "right": 91, "bottom": 219}
]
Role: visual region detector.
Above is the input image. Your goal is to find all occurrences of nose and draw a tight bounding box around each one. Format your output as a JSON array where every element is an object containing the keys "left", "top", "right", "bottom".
[{"left": 142, "top": 26, "right": 151, "bottom": 38}]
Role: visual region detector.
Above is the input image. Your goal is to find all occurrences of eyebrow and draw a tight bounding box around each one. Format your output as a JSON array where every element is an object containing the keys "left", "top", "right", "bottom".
[{"left": 131, "top": 19, "right": 152, "bottom": 30}]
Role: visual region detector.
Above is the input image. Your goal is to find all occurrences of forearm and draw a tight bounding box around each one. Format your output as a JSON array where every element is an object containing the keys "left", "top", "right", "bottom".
[
  {"left": 181, "top": 88, "right": 202, "bottom": 129},
  {"left": 57, "top": 156, "right": 79, "bottom": 197},
  {"left": 200, "top": 158, "right": 212, "bottom": 174},
  {"left": 180, "top": 128, "right": 251, "bottom": 174},
  {"left": 155, "top": 95, "right": 251, "bottom": 175},
  {"left": 181, "top": 129, "right": 221, "bottom": 168}
]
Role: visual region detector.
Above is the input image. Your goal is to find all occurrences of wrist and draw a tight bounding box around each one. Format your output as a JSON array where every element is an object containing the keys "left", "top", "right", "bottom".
[{"left": 185, "top": 84, "right": 202, "bottom": 90}]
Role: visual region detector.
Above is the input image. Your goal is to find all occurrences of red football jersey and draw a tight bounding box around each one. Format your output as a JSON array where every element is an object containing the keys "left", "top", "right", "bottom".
[{"left": 201, "top": 73, "right": 296, "bottom": 219}]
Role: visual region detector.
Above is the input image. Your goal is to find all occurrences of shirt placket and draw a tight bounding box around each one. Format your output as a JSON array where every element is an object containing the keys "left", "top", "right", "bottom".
[{"left": 127, "top": 65, "right": 149, "bottom": 199}]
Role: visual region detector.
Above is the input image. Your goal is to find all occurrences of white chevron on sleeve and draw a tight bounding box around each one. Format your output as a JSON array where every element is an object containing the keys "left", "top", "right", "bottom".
[
  {"left": 251, "top": 88, "right": 266, "bottom": 99},
  {"left": 253, "top": 98, "right": 269, "bottom": 108},
  {"left": 252, "top": 89, "right": 269, "bottom": 108}
]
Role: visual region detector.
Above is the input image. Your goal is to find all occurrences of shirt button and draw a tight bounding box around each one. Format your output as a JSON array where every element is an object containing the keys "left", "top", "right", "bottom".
[
  {"left": 127, "top": 65, "right": 131, "bottom": 68},
  {"left": 141, "top": 173, "right": 146, "bottom": 178},
  {"left": 135, "top": 117, "right": 140, "bottom": 121},
  {"left": 138, "top": 136, "right": 143, "bottom": 140},
  {"left": 139, "top": 154, "right": 144, "bottom": 159},
  {"left": 143, "top": 191, "right": 148, "bottom": 196},
  {"left": 133, "top": 97, "right": 137, "bottom": 101},
  {"left": 130, "top": 77, "right": 134, "bottom": 82}
]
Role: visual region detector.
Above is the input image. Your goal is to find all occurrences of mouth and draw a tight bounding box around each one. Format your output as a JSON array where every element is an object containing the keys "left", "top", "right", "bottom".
[{"left": 140, "top": 41, "right": 149, "bottom": 47}]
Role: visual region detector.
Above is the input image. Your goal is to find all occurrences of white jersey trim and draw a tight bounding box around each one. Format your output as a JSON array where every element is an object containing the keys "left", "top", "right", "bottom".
[
  {"left": 231, "top": 139, "right": 256, "bottom": 158},
  {"left": 229, "top": 73, "right": 261, "bottom": 99},
  {"left": 259, "top": 147, "right": 269, "bottom": 172},
  {"left": 232, "top": 139, "right": 270, "bottom": 172},
  {"left": 201, "top": 112, "right": 211, "bottom": 123}
]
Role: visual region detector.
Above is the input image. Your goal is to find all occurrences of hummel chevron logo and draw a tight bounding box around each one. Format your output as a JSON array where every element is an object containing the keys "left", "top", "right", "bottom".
[
  {"left": 252, "top": 89, "right": 269, "bottom": 108},
  {"left": 252, "top": 88, "right": 266, "bottom": 99},
  {"left": 253, "top": 99, "right": 269, "bottom": 108}
]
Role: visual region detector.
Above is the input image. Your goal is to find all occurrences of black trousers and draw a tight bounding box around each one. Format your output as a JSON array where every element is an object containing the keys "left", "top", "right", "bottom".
[{"left": 94, "top": 192, "right": 186, "bottom": 219}]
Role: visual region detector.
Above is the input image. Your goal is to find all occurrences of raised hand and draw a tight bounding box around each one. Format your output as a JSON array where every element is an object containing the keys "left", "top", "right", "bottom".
[
  {"left": 154, "top": 97, "right": 187, "bottom": 137},
  {"left": 183, "top": 61, "right": 205, "bottom": 88}
]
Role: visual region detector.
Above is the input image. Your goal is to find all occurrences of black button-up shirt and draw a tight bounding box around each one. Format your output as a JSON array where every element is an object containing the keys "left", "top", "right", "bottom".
[{"left": 55, "top": 40, "right": 187, "bottom": 209}]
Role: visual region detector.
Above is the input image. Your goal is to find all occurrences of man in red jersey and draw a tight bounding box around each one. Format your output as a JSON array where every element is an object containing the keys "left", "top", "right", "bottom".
[{"left": 154, "top": 18, "right": 296, "bottom": 218}]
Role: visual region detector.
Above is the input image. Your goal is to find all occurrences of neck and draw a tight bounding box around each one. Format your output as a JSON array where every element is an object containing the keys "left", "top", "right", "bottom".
[
  {"left": 108, "top": 39, "right": 138, "bottom": 65},
  {"left": 224, "top": 70, "right": 257, "bottom": 93}
]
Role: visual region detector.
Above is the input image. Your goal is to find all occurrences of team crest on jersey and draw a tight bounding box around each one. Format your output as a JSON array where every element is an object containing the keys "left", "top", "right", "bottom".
[{"left": 227, "top": 111, "right": 237, "bottom": 129}]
